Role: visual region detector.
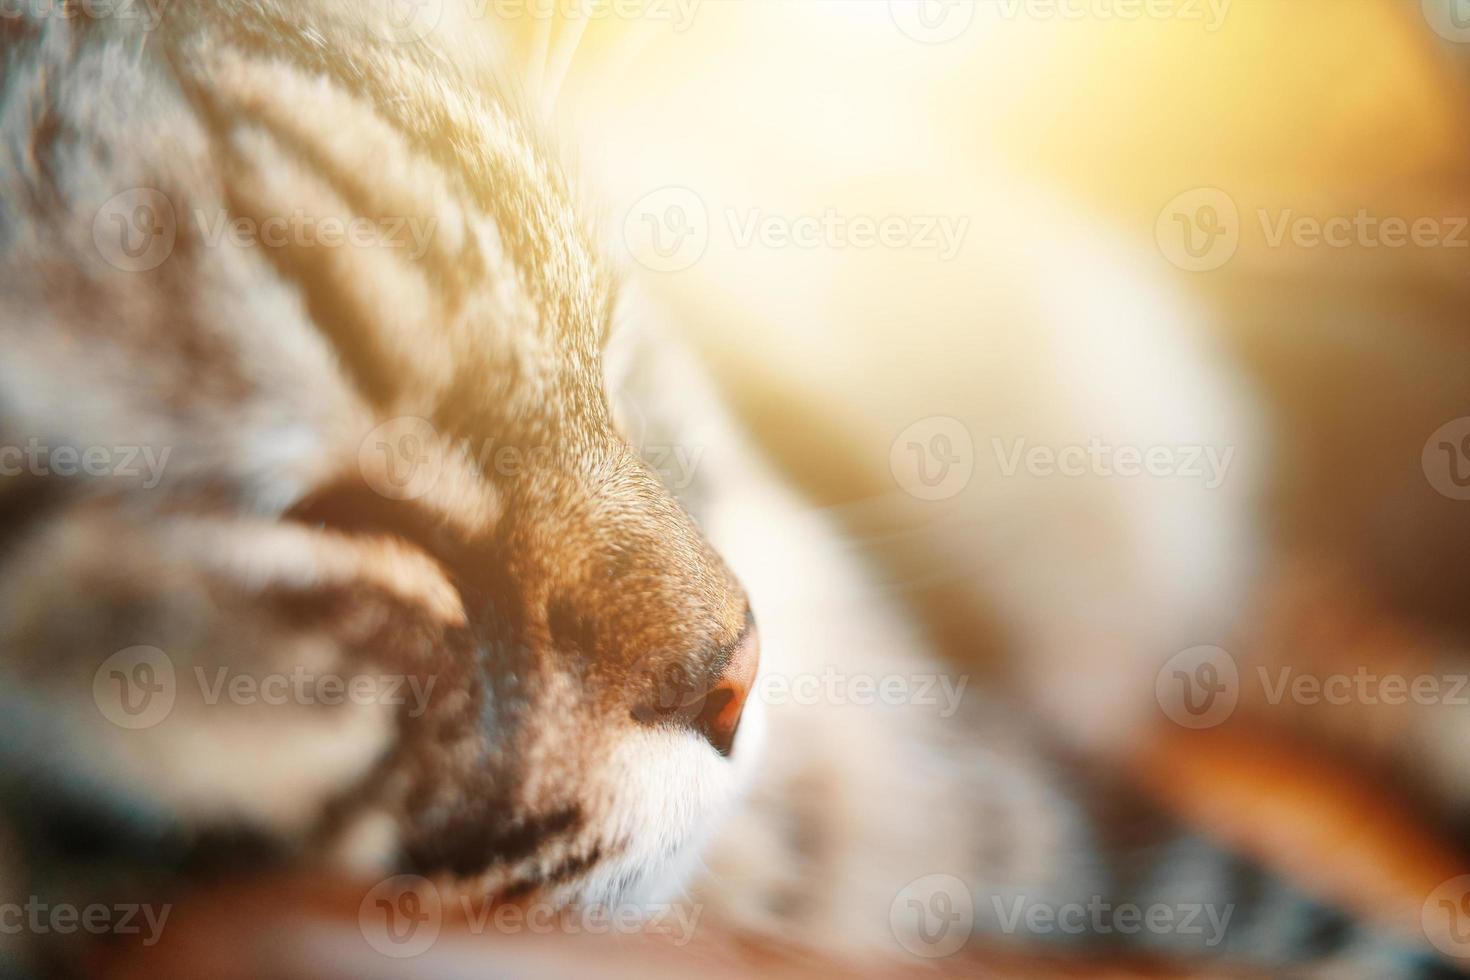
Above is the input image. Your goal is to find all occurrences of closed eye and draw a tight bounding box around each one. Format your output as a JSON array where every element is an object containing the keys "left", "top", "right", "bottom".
[{"left": 286, "top": 477, "right": 471, "bottom": 572}]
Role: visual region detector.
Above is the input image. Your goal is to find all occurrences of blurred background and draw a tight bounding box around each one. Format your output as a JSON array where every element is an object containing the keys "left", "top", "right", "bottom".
[{"left": 517, "top": 0, "right": 1470, "bottom": 940}]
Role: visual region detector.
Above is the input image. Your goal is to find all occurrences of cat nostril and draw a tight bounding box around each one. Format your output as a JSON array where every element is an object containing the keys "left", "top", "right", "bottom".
[
  {"left": 630, "top": 616, "right": 760, "bottom": 757},
  {"left": 695, "top": 620, "right": 759, "bottom": 758}
]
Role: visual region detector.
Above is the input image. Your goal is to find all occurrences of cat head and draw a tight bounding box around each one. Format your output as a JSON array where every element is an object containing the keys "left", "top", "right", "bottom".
[{"left": 0, "top": 0, "right": 759, "bottom": 916}]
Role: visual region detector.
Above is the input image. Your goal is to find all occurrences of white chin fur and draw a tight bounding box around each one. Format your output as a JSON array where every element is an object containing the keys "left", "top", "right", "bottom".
[{"left": 567, "top": 720, "right": 764, "bottom": 908}]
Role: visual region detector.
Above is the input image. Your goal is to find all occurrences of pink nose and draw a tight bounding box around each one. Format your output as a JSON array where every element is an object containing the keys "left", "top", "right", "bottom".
[{"left": 695, "top": 621, "right": 759, "bottom": 757}]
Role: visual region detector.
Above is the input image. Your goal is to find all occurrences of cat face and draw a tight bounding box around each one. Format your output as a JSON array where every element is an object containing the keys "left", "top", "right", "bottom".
[
  {"left": 288, "top": 361, "right": 764, "bottom": 905},
  {"left": 0, "top": 0, "right": 759, "bottom": 913}
]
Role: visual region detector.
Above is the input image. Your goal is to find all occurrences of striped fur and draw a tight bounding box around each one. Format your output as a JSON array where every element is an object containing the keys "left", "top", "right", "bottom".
[{"left": 0, "top": 0, "right": 749, "bottom": 915}]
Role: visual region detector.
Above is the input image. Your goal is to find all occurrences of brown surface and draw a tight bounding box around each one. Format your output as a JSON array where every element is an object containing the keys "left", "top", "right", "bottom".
[
  {"left": 89, "top": 873, "right": 1241, "bottom": 980},
  {"left": 1135, "top": 724, "right": 1466, "bottom": 947}
]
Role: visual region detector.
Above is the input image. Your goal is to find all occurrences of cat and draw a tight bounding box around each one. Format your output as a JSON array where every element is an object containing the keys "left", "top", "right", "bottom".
[{"left": 0, "top": 2, "right": 1460, "bottom": 977}]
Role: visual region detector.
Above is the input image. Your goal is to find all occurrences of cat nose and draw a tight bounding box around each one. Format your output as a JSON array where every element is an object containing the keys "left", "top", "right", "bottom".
[{"left": 694, "top": 619, "right": 759, "bottom": 757}]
